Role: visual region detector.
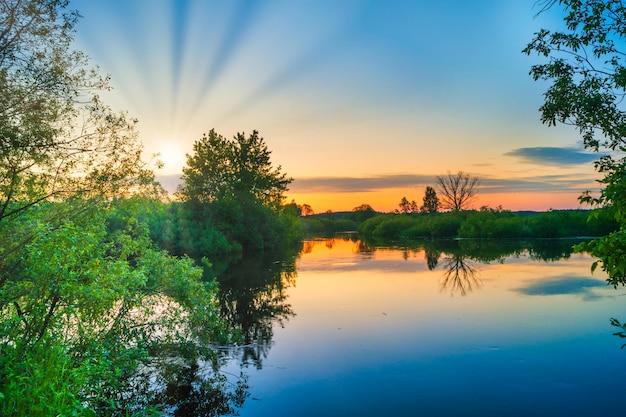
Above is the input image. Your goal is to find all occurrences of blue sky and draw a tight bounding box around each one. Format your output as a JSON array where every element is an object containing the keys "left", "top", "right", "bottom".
[{"left": 71, "top": 0, "right": 601, "bottom": 211}]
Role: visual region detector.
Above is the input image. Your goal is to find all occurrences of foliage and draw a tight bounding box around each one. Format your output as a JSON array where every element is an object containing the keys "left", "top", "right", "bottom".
[
  {"left": 524, "top": 0, "right": 626, "bottom": 286},
  {"left": 0, "top": 0, "right": 156, "bottom": 226},
  {"left": 421, "top": 186, "right": 440, "bottom": 213},
  {"left": 359, "top": 208, "right": 617, "bottom": 241},
  {"left": 0, "top": 202, "right": 243, "bottom": 415},
  {"left": 358, "top": 212, "right": 467, "bottom": 241},
  {"left": 175, "top": 129, "right": 301, "bottom": 259},
  {"left": 300, "top": 215, "right": 358, "bottom": 235},
  {"left": 610, "top": 318, "right": 626, "bottom": 349},
  {"left": 178, "top": 129, "right": 292, "bottom": 209},
  {"left": 0, "top": 1, "right": 248, "bottom": 414},
  {"left": 459, "top": 207, "right": 526, "bottom": 238},
  {"left": 351, "top": 203, "right": 378, "bottom": 223},
  {"left": 436, "top": 171, "right": 480, "bottom": 211}
]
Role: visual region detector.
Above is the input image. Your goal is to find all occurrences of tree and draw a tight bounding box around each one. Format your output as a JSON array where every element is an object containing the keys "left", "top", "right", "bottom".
[
  {"left": 0, "top": 202, "right": 238, "bottom": 414},
  {"left": 436, "top": 171, "right": 480, "bottom": 211},
  {"left": 523, "top": 0, "right": 626, "bottom": 286},
  {"left": 178, "top": 129, "right": 292, "bottom": 209},
  {"left": 300, "top": 203, "right": 314, "bottom": 216},
  {"left": 352, "top": 203, "right": 377, "bottom": 223},
  {"left": 396, "top": 196, "right": 419, "bottom": 214},
  {"left": 0, "top": 2, "right": 240, "bottom": 413},
  {"left": 421, "top": 186, "right": 440, "bottom": 214},
  {"left": 0, "top": 0, "right": 153, "bottom": 226}
]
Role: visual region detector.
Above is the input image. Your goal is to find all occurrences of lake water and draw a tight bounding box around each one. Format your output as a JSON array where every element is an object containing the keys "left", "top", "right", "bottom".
[{"left": 219, "top": 236, "right": 626, "bottom": 416}]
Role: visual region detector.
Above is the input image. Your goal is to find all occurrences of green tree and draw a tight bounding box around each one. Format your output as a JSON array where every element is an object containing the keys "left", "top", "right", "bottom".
[
  {"left": 0, "top": 201, "right": 240, "bottom": 415},
  {"left": 524, "top": 0, "right": 626, "bottom": 285},
  {"left": 421, "top": 185, "right": 440, "bottom": 213},
  {"left": 179, "top": 129, "right": 292, "bottom": 209},
  {"left": 177, "top": 129, "right": 300, "bottom": 256},
  {"left": 436, "top": 171, "right": 480, "bottom": 211},
  {"left": 0, "top": 0, "right": 154, "bottom": 226},
  {"left": 0, "top": 2, "right": 243, "bottom": 414}
]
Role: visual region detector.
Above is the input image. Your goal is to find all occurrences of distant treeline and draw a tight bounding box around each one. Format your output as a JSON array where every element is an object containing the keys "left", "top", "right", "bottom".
[
  {"left": 299, "top": 208, "right": 377, "bottom": 235},
  {"left": 350, "top": 208, "right": 618, "bottom": 241}
]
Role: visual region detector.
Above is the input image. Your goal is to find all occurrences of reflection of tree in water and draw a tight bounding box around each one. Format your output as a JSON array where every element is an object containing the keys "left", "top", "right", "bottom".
[
  {"left": 424, "top": 248, "right": 441, "bottom": 270},
  {"left": 217, "top": 256, "right": 297, "bottom": 369},
  {"left": 439, "top": 254, "right": 481, "bottom": 296},
  {"left": 400, "top": 246, "right": 423, "bottom": 261},
  {"left": 301, "top": 240, "right": 316, "bottom": 254},
  {"left": 151, "top": 361, "right": 249, "bottom": 417},
  {"left": 527, "top": 239, "right": 577, "bottom": 261},
  {"left": 354, "top": 236, "right": 585, "bottom": 297}
]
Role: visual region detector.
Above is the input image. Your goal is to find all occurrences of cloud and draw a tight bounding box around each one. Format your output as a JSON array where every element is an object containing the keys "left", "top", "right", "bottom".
[
  {"left": 478, "top": 174, "right": 597, "bottom": 194},
  {"left": 290, "top": 174, "right": 435, "bottom": 193},
  {"left": 158, "top": 169, "right": 598, "bottom": 197},
  {"left": 289, "top": 173, "right": 597, "bottom": 194},
  {"left": 505, "top": 146, "right": 599, "bottom": 166},
  {"left": 513, "top": 277, "right": 607, "bottom": 300}
]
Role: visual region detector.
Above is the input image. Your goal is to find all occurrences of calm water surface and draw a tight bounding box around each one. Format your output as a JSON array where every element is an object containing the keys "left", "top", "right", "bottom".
[{"left": 221, "top": 237, "right": 626, "bottom": 416}]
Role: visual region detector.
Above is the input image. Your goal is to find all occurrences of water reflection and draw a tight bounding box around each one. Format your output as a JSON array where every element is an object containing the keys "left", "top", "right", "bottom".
[
  {"left": 514, "top": 277, "right": 607, "bottom": 300},
  {"left": 154, "top": 361, "right": 248, "bottom": 417},
  {"left": 439, "top": 254, "right": 481, "bottom": 296},
  {"left": 217, "top": 255, "right": 298, "bottom": 369},
  {"left": 353, "top": 235, "right": 587, "bottom": 296},
  {"left": 218, "top": 235, "right": 624, "bottom": 417},
  {"left": 424, "top": 247, "right": 440, "bottom": 270}
]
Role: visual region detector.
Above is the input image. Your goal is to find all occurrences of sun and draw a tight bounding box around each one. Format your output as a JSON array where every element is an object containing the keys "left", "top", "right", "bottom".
[{"left": 154, "top": 142, "right": 187, "bottom": 174}]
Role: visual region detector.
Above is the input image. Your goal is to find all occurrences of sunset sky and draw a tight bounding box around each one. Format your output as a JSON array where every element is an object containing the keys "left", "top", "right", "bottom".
[{"left": 71, "top": 0, "right": 602, "bottom": 213}]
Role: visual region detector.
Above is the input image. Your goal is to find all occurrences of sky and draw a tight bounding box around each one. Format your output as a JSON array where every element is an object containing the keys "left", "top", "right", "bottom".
[{"left": 70, "top": 0, "right": 603, "bottom": 213}]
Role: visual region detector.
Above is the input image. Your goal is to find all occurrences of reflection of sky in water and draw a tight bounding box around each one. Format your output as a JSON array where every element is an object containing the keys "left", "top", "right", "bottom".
[
  {"left": 515, "top": 277, "right": 609, "bottom": 300},
  {"left": 225, "top": 239, "right": 626, "bottom": 416}
]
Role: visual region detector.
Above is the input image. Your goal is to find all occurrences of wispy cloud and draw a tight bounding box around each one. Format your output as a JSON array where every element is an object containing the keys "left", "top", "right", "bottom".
[
  {"left": 290, "top": 175, "right": 434, "bottom": 193},
  {"left": 505, "top": 146, "right": 599, "bottom": 166},
  {"left": 157, "top": 171, "right": 598, "bottom": 196},
  {"left": 479, "top": 175, "right": 597, "bottom": 194},
  {"left": 289, "top": 173, "right": 598, "bottom": 194}
]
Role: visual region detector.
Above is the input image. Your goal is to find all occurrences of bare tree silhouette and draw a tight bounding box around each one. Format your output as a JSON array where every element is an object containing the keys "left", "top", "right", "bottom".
[{"left": 439, "top": 254, "right": 482, "bottom": 296}]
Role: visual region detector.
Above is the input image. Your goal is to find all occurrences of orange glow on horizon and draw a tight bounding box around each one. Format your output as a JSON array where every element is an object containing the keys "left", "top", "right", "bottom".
[{"left": 286, "top": 189, "right": 585, "bottom": 214}]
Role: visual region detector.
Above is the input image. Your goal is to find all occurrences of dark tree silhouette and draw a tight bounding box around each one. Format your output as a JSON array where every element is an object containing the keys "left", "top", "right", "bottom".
[
  {"left": 421, "top": 186, "right": 440, "bottom": 213},
  {"left": 396, "top": 196, "right": 419, "bottom": 214},
  {"left": 436, "top": 171, "right": 480, "bottom": 211},
  {"left": 439, "top": 255, "right": 481, "bottom": 297}
]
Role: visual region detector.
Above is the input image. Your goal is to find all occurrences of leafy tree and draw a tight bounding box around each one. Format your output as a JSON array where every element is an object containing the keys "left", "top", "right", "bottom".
[
  {"left": 0, "top": 0, "right": 154, "bottom": 225},
  {"left": 396, "top": 196, "right": 419, "bottom": 214},
  {"left": 0, "top": 202, "right": 240, "bottom": 415},
  {"left": 0, "top": 2, "right": 244, "bottom": 414},
  {"left": 179, "top": 129, "right": 292, "bottom": 209},
  {"left": 352, "top": 203, "right": 377, "bottom": 223},
  {"left": 300, "top": 203, "right": 314, "bottom": 216},
  {"left": 177, "top": 129, "right": 301, "bottom": 256},
  {"left": 421, "top": 185, "right": 440, "bottom": 213},
  {"left": 524, "top": 0, "right": 626, "bottom": 286},
  {"left": 436, "top": 171, "right": 480, "bottom": 211}
]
